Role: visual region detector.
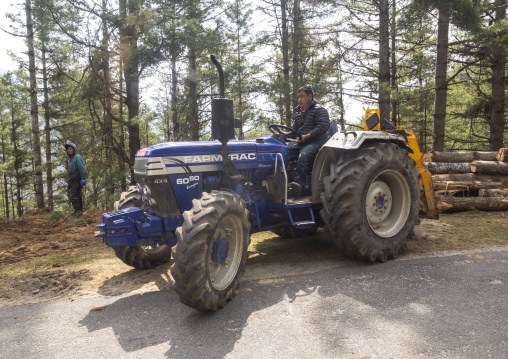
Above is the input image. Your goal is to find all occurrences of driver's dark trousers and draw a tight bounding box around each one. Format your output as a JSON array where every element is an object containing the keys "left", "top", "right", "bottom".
[{"left": 292, "top": 137, "right": 328, "bottom": 188}]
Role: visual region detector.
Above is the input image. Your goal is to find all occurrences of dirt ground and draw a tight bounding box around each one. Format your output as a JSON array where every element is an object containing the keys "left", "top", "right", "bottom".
[
  {"left": 0, "top": 209, "right": 103, "bottom": 306},
  {"left": 0, "top": 208, "right": 507, "bottom": 308}
]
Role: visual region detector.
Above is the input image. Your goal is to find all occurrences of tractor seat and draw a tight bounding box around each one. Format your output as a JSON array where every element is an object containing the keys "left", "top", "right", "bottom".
[{"left": 327, "top": 120, "right": 338, "bottom": 138}]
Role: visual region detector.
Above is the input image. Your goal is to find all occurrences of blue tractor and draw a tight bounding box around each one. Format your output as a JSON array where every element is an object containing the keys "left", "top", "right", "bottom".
[{"left": 96, "top": 56, "right": 438, "bottom": 311}]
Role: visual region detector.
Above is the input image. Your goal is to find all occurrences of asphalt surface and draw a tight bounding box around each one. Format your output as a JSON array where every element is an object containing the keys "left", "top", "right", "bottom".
[{"left": 1, "top": 248, "right": 508, "bottom": 359}]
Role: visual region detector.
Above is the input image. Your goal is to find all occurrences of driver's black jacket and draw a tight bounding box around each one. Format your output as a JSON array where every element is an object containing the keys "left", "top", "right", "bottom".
[{"left": 292, "top": 99, "right": 330, "bottom": 142}]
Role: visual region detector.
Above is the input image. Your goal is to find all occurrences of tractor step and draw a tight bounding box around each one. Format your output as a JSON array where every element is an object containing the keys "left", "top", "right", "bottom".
[
  {"left": 287, "top": 196, "right": 312, "bottom": 204},
  {"left": 270, "top": 197, "right": 312, "bottom": 209},
  {"left": 293, "top": 220, "right": 315, "bottom": 229}
]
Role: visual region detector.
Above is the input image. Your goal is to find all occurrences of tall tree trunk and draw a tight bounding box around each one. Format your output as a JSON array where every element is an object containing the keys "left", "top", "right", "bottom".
[
  {"left": 171, "top": 51, "right": 179, "bottom": 141},
  {"left": 102, "top": 0, "right": 114, "bottom": 206},
  {"left": 119, "top": 0, "right": 141, "bottom": 183},
  {"left": 10, "top": 180, "right": 15, "bottom": 219},
  {"left": 170, "top": 1, "right": 179, "bottom": 142},
  {"left": 390, "top": 0, "right": 397, "bottom": 126},
  {"left": 26, "top": 0, "right": 45, "bottom": 208},
  {"left": 1, "top": 131, "right": 9, "bottom": 218},
  {"left": 432, "top": 10, "right": 449, "bottom": 152},
  {"left": 10, "top": 115, "right": 22, "bottom": 217},
  {"left": 490, "top": 0, "right": 506, "bottom": 151},
  {"left": 281, "top": 0, "right": 291, "bottom": 126},
  {"left": 292, "top": 0, "right": 301, "bottom": 108},
  {"left": 379, "top": 0, "right": 390, "bottom": 121},
  {"left": 236, "top": 25, "right": 244, "bottom": 140},
  {"left": 41, "top": 36, "right": 53, "bottom": 210},
  {"left": 188, "top": 46, "right": 199, "bottom": 140},
  {"left": 119, "top": 58, "right": 127, "bottom": 192}
]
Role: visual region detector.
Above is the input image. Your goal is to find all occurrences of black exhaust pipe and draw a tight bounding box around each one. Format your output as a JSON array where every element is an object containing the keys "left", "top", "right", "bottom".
[{"left": 210, "top": 55, "right": 225, "bottom": 99}]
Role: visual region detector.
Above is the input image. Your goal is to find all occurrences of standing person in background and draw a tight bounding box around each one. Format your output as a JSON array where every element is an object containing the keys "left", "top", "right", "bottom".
[{"left": 65, "top": 142, "right": 87, "bottom": 218}]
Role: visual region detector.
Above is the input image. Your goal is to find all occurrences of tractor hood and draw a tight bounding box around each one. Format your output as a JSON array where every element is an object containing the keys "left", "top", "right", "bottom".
[
  {"left": 134, "top": 136, "right": 289, "bottom": 177},
  {"left": 136, "top": 139, "right": 255, "bottom": 158},
  {"left": 136, "top": 136, "right": 286, "bottom": 158}
]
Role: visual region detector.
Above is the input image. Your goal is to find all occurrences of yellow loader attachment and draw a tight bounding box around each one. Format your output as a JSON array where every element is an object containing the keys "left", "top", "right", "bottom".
[{"left": 364, "top": 109, "right": 439, "bottom": 219}]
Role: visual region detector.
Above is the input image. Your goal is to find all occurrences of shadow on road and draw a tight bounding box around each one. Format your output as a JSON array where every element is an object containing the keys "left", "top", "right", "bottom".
[
  {"left": 79, "top": 235, "right": 508, "bottom": 358},
  {"left": 80, "top": 233, "right": 353, "bottom": 357}
]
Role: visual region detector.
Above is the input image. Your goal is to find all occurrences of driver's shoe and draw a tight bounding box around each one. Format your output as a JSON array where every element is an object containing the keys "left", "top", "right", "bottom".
[{"left": 288, "top": 182, "right": 302, "bottom": 198}]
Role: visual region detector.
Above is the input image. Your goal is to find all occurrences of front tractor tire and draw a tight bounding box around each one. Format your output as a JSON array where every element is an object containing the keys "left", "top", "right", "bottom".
[
  {"left": 320, "top": 143, "right": 422, "bottom": 262},
  {"left": 171, "top": 191, "right": 251, "bottom": 311},
  {"left": 112, "top": 186, "right": 172, "bottom": 270}
]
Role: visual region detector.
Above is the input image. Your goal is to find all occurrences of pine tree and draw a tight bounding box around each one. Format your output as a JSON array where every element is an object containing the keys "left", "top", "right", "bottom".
[{"left": 25, "top": 0, "right": 45, "bottom": 208}]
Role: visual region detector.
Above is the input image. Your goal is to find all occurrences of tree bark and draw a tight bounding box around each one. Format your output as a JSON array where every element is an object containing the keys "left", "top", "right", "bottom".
[
  {"left": 390, "top": 0, "right": 397, "bottom": 126},
  {"left": 497, "top": 147, "right": 508, "bottom": 162},
  {"left": 26, "top": 0, "right": 45, "bottom": 209},
  {"left": 40, "top": 12, "right": 53, "bottom": 210},
  {"left": 1, "top": 127, "right": 9, "bottom": 218},
  {"left": 432, "top": 10, "right": 449, "bottom": 152},
  {"left": 437, "top": 196, "right": 508, "bottom": 212},
  {"left": 236, "top": 12, "right": 244, "bottom": 140},
  {"left": 118, "top": 58, "right": 127, "bottom": 192},
  {"left": 187, "top": 45, "right": 199, "bottom": 140},
  {"left": 292, "top": 0, "right": 301, "bottom": 108},
  {"left": 171, "top": 47, "right": 179, "bottom": 141},
  {"left": 423, "top": 151, "right": 498, "bottom": 163},
  {"left": 10, "top": 179, "right": 15, "bottom": 219},
  {"left": 102, "top": 0, "right": 114, "bottom": 207},
  {"left": 119, "top": 0, "right": 141, "bottom": 182},
  {"left": 479, "top": 188, "right": 508, "bottom": 197},
  {"left": 470, "top": 161, "right": 508, "bottom": 176},
  {"left": 6, "top": 76, "right": 22, "bottom": 217},
  {"left": 281, "top": 0, "right": 291, "bottom": 126},
  {"left": 426, "top": 162, "right": 471, "bottom": 174},
  {"left": 489, "top": 0, "right": 506, "bottom": 151},
  {"left": 10, "top": 106, "right": 22, "bottom": 217},
  {"left": 379, "top": 0, "right": 390, "bottom": 121},
  {"left": 432, "top": 173, "right": 508, "bottom": 190}
]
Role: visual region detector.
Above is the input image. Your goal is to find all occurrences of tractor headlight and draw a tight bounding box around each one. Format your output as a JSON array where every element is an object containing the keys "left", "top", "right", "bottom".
[
  {"left": 136, "top": 183, "right": 143, "bottom": 193},
  {"left": 143, "top": 185, "right": 151, "bottom": 197}
]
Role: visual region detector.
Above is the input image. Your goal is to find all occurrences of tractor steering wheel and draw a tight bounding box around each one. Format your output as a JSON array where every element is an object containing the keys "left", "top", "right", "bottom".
[{"left": 268, "top": 124, "right": 302, "bottom": 142}]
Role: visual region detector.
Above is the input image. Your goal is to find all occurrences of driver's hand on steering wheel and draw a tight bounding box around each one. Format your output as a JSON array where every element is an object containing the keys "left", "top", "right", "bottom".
[{"left": 297, "top": 133, "right": 311, "bottom": 144}]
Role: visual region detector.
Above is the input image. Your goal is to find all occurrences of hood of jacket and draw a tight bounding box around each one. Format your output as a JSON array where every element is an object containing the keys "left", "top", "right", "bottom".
[{"left": 65, "top": 143, "right": 78, "bottom": 157}]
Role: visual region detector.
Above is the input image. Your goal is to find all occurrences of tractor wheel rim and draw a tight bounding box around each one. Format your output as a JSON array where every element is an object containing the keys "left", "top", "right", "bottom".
[
  {"left": 365, "top": 170, "right": 411, "bottom": 238},
  {"left": 208, "top": 214, "right": 243, "bottom": 290}
]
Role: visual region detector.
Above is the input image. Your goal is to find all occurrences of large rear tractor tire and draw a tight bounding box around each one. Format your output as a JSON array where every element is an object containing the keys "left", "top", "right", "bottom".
[
  {"left": 320, "top": 143, "right": 422, "bottom": 262},
  {"left": 171, "top": 191, "right": 251, "bottom": 311},
  {"left": 112, "top": 186, "right": 172, "bottom": 270}
]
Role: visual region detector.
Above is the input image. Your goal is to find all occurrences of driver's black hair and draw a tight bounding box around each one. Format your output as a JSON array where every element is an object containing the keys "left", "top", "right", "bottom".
[{"left": 297, "top": 85, "right": 313, "bottom": 97}]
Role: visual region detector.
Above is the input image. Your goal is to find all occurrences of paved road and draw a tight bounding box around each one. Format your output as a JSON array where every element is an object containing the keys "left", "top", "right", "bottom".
[{"left": 1, "top": 248, "right": 508, "bottom": 359}]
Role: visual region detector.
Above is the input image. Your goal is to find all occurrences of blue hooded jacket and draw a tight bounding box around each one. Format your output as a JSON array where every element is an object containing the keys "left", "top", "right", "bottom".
[{"left": 65, "top": 143, "right": 87, "bottom": 181}]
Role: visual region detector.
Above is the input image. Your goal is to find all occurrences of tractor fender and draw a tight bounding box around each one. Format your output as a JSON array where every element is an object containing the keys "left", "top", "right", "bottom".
[
  {"left": 323, "top": 130, "right": 411, "bottom": 151},
  {"left": 310, "top": 131, "right": 412, "bottom": 204}
]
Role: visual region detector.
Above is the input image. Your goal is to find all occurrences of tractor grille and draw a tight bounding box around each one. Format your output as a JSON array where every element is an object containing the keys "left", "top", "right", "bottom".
[{"left": 134, "top": 174, "right": 181, "bottom": 216}]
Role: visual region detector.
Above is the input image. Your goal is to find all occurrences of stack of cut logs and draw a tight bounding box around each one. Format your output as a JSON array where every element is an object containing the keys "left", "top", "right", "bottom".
[{"left": 423, "top": 147, "right": 508, "bottom": 213}]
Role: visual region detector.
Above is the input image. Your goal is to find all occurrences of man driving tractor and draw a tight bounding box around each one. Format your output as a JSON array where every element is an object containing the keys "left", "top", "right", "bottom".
[{"left": 289, "top": 85, "right": 330, "bottom": 197}]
